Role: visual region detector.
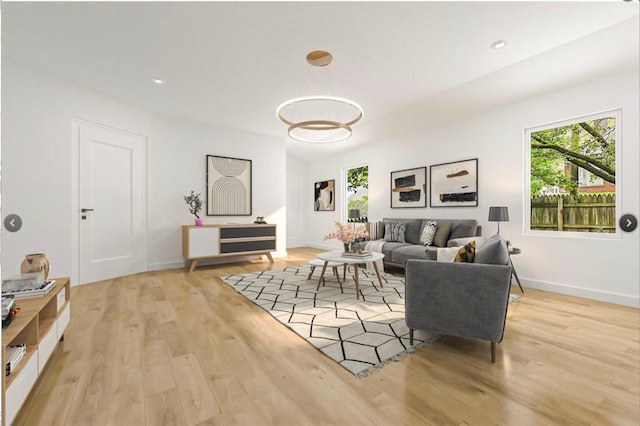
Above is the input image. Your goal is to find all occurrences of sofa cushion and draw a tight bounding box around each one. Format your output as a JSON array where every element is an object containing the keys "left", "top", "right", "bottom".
[
  {"left": 419, "top": 221, "right": 438, "bottom": 246},
  {"left": 381, "top": 242, "right": 411, "bottom": 260},
  {"left": 384, "top": 222, "right": 406, "bottom": 242},
  {"left": 474, "top": 235, "right": 509, "bottom": 265},
  {"left": 449, "top": 220, "right": 478, "bottom": 240},
  {"left": 426, "top": 247, "right": 438, "bottom": 261},
  {"left": 432, "top": 221, "right": 453, "bottom": 247},
  {"left": 383, "top": 218, "right": 423, "bottom": 245},
  {"left": 454, "top": 241, "right": 476, "bottom": 263},
  {"left": 390, "top": 245, "right": 430, "bottom": 264}
]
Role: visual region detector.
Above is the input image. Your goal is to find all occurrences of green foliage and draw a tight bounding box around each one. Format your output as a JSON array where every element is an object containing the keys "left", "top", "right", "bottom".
[
  {"left": 346, "top": 166, "right": 368, "bottom": 219},
  {"left": 347, "top": 166, "right": 368, "bottom": 191},
  {"left": 530, "top": 116, "right": 616, "bottom": 195},
  {"left": 348, "top": 196, "right": 369, "bottom": 218}
]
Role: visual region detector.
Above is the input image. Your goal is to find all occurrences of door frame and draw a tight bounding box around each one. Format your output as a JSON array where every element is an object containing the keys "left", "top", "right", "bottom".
[{"left": 71, "top": 118, "right": 148, "bottom": 286}]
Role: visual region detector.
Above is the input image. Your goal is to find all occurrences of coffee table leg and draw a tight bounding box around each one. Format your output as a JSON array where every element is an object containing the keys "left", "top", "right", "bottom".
[
  {"left": 354, "top": 264, "right": 360, "bottom": 300},
  {"left": 316, "top": 261, "right": 329, "bottom": 291},
  {"left": 372, "top": 261, "right": 384, "bottom": 288}
]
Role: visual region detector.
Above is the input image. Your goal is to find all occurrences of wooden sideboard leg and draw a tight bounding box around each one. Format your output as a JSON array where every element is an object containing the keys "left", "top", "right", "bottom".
[
  {"left": 189, "top": 260, "right": 198, "bottom": 272},
  {"left": 265, "top": 252, "right": 274, "bottom": 263}
]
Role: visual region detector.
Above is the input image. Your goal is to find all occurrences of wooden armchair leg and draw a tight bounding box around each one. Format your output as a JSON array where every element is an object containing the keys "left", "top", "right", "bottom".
[
  {"left": 409, "top": 328, "right": 414, "bottom": 345},
  {"left": 491, "top": 341, "right": 497, "bottom": 363}
]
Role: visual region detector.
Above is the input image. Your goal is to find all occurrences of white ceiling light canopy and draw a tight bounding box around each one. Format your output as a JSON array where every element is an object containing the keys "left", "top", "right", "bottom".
[{"left": 276, "top": 50, "right": 364, "bottom": 143}]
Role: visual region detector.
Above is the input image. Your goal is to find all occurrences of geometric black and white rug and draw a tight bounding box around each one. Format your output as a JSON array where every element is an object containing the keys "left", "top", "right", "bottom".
[{"left": 218, "top": 265, "right": 438, "bottom": 377}]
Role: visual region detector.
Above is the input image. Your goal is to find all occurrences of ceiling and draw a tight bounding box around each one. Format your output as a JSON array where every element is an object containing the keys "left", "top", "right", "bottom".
[{"left": 2, "top": 1, "right": 639, "bottom": 161}]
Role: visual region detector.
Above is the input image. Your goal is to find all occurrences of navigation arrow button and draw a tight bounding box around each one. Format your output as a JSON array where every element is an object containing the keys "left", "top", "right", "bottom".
[
  {"left": 619, "top": 214, "right": 638, "bottom": 232},
  {"left": 3, "top": 214, "right": 23, "bottom": 232}
]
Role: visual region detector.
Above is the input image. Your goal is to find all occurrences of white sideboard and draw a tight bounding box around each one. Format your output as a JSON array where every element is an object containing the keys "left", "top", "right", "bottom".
[{"left": 182, "top": 224, "right": 276, "bottom": 271}]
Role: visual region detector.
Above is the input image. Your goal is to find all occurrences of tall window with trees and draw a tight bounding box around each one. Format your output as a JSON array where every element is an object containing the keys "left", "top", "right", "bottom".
[
  {"left": 345, "top": 165, "right": 368, "bottom": 222},
  {"left": 525, "top": 110, "right": 620, "bottom": 236}
]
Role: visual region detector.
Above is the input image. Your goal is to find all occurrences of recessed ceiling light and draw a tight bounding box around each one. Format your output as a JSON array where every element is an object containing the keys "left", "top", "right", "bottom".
[
  {"left": 491, "top": 39, "right": 508, "bottom": 50},
  {"left": 151, "top": 77, "right": 165, "bottom": 84}
]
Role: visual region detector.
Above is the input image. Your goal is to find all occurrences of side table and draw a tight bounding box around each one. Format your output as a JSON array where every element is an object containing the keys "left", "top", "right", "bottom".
[{"left": 508, "top": 247, "right": 524, "bottom": 293}]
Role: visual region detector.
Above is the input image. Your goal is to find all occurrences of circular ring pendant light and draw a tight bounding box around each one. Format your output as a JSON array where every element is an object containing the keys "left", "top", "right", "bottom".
[{"left": 276, "top": 51, "right": 364, "bottom": 143}]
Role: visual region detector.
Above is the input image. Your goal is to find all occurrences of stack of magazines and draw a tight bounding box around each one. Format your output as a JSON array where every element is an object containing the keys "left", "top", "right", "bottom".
[
  {"left": 2, "top": 273, "right": 56, "bottom": 300},
  {"left": 342, "top": 250, "right": 374, "bottom": 259},
  {"left": 2, "top": 295, "right": 16, "bottom": 321}
]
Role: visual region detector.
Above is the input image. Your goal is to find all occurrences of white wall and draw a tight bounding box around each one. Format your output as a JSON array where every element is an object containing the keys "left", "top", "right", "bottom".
[
  {"left": 302, "top": 69, "right": 639, "bottom": 307},
  {"left": 1, "top": 62, "right": 287, "bottom": 281},
  {"left": 286, "top": 152, "right": 306, "bottom": 248}
]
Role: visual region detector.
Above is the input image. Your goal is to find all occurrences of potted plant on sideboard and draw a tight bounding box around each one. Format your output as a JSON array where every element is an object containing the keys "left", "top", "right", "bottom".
[{"left": 184, "top": 191, "right": 203, "bottom": 226}]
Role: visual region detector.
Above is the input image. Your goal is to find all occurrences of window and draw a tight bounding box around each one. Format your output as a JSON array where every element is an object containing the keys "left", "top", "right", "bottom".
[
  {"left": 525, "top": 110, "right": 620, "bottom": 236},
  {"left": 345, "top": 165, "right": 368, "bottom": 222}
]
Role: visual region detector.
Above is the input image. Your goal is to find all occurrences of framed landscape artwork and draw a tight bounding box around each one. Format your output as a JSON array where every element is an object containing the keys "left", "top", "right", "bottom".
[
  {"left": 314, "top": 179, "right": 335, "bottom": 211},
  {"left": 430, "top": 158, "right": 478, "bottom": 207},
  {"left": 390, "top": 167, "right": 427, "bottom": 208},
  {"left": 206, "top": 155, "right": 252, "bottom": 215}
]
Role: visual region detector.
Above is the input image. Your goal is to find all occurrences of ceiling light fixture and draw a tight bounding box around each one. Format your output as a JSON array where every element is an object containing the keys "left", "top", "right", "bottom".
[
  {"left": 151, "top": 77, "right": 165, "bottom": 84},
  {"left": 490, "top": 39, "right": 508, "bottom": 50},
  {"left": 276, "top": 50, "right": 364, "bottom": 143}
]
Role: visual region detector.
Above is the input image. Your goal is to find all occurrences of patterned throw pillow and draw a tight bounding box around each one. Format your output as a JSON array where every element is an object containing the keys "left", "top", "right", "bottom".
[
  {"left": 384, "top": 222, "right": 406, "bottom": 243},
  {"left": 419, "top": 221, "right": 438, "bottom": 246},
  {"left": 454, "top": 240, "right": 476, "bottom": 263}
]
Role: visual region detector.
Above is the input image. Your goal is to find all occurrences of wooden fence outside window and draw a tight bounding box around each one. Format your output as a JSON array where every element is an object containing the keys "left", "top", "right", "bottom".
[{"left": 530, "top": 194, "right": 616, "bottom": 233}]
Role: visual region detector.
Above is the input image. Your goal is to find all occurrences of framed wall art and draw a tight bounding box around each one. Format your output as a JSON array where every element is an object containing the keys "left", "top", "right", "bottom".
[
  {"left": 314, "top": 179, "right": 335, "bottom": 211},
  {"left": 206, "top": 155, "right": 252, "bottom": 215},
  {"left": 390, "top": 166, "right": 427, "bottom": 208},
  {"left": 430, "top": 158, "right": 478, "bottom": 207}
]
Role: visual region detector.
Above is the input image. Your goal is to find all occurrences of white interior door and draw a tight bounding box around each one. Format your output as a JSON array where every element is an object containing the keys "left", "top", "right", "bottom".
[{"left": 78, "top": 123, "right": 146, "bottom": 284}]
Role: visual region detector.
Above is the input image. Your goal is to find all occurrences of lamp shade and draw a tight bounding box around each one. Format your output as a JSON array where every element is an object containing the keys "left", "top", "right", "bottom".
[
  {"left": 488, "top": 206, "right": 509, "bottom": 222},
  {"left": 348, "top": 209, "right": 360, "bottom": 219}
]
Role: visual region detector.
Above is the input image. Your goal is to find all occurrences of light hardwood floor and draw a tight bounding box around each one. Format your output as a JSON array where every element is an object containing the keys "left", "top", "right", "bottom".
[{"left": 11, "top": 248, "right": 639, "bottom": 425}]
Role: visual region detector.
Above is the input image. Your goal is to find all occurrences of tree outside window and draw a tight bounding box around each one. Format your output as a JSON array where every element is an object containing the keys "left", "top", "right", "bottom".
[
  {"left": 346, "top": 165, "right": 368, "bottom": 222},
  {"left": 526, "top": 110, "right": 619, "bottom": 235}
]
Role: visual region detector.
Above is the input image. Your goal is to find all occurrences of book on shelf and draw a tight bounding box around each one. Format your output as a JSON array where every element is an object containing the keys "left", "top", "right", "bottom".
[
  {"left": 2, "top": 295, "right": 16, "bottom": 320},
  {"left": 5, "top": 344, "right": 26, "bottom": 376},
  {"left": 2, "top": 280, "right": 56, "bottom": 300},
  {"left": 342, "top": 250, "right": 374, "bottom": 259}
]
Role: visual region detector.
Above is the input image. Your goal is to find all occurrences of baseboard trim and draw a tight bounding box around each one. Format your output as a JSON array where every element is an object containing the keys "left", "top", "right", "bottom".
[{"left": 522, "top": 278, "right": 639, "bottom": 308}]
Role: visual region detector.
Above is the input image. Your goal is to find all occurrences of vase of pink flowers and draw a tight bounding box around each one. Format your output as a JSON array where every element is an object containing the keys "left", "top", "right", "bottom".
[{"left": 323, "top": 221, "right": 368, "bottom": 252}]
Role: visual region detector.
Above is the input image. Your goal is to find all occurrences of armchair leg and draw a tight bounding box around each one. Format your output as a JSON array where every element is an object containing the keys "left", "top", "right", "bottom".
[
  {"left": 491, "top": 341, "right": 497, "bottom": 363},
  {"left": 409, "top": 328, "right": 414, "bottom": 345}
]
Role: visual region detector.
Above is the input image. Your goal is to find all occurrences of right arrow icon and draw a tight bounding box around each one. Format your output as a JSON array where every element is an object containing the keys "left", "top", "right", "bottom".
[{"left": 619, "top": 214, "right": 638, "bottom": 233}]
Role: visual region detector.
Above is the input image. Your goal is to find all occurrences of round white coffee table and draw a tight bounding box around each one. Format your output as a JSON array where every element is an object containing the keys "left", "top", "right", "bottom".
[{"left": 315, "top": 251, "right": 385, "bottom": 300}]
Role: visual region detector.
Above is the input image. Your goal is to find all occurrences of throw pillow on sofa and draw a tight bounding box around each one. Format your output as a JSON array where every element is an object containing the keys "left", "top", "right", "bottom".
[
  {"left": 419, "top": 221, "right": 437, "bottom": 246},
  {"left": 384, "top": 222, "right": 406, "bottom": 243},
  {"left": 432, "top": 221, "right": 453, "bottom": 247},
  {"left": 474, "top": 235, "right": 509, "bottom": 265},
  {"left": 436, "top": 246, "right": 460, "bottom": 261},
  {"left": 454, "top": 240, "right": 476, "bottom": 263}
]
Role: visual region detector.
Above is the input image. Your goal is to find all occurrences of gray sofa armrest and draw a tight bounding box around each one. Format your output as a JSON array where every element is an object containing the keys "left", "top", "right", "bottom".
[{"left": 405, "top": 259, "right": 512, "bottom": 343}]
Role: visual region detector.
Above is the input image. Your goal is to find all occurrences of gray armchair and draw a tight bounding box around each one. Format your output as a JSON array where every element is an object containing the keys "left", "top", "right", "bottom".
[{"left": 405, "top": 259, "right": 512, "bottom": 362}]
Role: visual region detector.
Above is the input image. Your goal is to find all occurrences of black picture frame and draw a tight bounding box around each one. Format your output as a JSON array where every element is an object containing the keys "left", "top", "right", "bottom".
[
  {"left": 206, "top": 155, "right": 252, "bottom": 216},
  {"left": 390, "top": 166, "right": 427, "bottom": 208},
  {"left": 430, "top": 158, "right": 478, "bottom": 207},
  {"left": 314, "top": 179, "right": 335, "bottom": 211}
]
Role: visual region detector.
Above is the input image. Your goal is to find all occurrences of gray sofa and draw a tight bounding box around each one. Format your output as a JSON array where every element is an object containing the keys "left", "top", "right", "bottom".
[
  {"left": 372, "top": 218, "right": 482, "bottom": 269},
  {"left": 404, "top": 235, "right": 513, "bottom": 362}
]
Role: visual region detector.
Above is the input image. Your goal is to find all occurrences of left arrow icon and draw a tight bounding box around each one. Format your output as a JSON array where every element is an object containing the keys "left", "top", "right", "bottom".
[{"left": 4, "top": 214, "right": 23, "bottom": 232}]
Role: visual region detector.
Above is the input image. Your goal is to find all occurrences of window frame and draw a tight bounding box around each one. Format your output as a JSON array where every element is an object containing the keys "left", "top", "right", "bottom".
[
  {"left": 523, "top": 108, "right": 622, "bottom": 239},
  {"left": 343, "top": 163, "right": 369, "bottom": 223}
]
